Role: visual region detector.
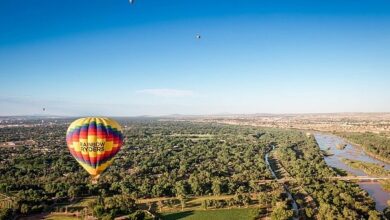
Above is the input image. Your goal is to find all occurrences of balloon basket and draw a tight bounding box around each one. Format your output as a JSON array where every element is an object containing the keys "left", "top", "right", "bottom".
[{"left": 91, "top": 175, "right": 100, "bottom": 184}]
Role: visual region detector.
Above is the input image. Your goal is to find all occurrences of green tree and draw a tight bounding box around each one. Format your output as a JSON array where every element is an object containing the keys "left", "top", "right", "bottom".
[
  {"left": 175, "top": 181, "right": 187, "bottom": 197},
  {"left": 271, "top": 202, "right": 294, "bottom": 220},
  {"left": 342, "top": 207, "right": 358, "bottom": 219},
  {"left": 67, "top": 186, "right": 80, "bottom": 201},
  {"left": 201, "top": 200, "right": 208, "bottom": 210},
  {"left": 189, "top": 175, "right": 201, "bottom": 195},
  {"left": 20, "top": 204, "right": 29, "bottom": 214},
  {"left": 368, "top": 210, "right": 381, "bottom": 220},
  {"left": 105, "top": 195, "right": 136, "bottom": 214},
  {"left": 93, "top": 205, "right": 105, "bottom": 218},
  {"left": 0, "top": 208, "right": 13, "bottom": 220},
  {"left": 212, "top": 179, "right": 222, "bottom": 195},
  {"left": 257, "top": 192, "right": 268, "bottom": 207},
  {"left": 242, "top": 193, "right": 252, "bottom": 207}
]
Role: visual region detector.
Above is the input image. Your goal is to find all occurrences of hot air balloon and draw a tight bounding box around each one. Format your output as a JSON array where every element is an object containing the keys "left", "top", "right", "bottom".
[{"left": 66, "top": 117, "right": 123, "bottom": 181}]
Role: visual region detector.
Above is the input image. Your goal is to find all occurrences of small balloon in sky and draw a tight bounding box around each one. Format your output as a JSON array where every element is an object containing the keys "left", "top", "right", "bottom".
[
  {"left": 196, "top": 34, "right": 201, "bottom": 39},
  {"left": 66, "top": 117, "right": 124, "bottom": 182},
  {"left": 129, "top": 0, "right": 135, "bottom": 4}
]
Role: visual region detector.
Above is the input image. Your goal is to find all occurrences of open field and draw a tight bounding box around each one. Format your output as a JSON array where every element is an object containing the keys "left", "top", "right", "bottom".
[
  {"left": 44, "top": 215, "right": 79, "bottom": 220},
  {"left": 19, "top": 213, "right": 80, "bottom": 220},
  {"left": 161, "top": 208, "right": 259, "bottom": 220}
]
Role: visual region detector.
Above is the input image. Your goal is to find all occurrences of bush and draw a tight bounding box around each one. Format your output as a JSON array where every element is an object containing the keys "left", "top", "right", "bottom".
[
  {"left": 93, "top": 205, "right": 105, "bottom": 217},
  {"left": 128, "top": 210, "right": 145, "bottom": 220},
  {"left": 383, "top": 207, "right": 390, "bottom": 220},
  {"left": 0, "top": 208, "right": 13, "bottom": 220}
]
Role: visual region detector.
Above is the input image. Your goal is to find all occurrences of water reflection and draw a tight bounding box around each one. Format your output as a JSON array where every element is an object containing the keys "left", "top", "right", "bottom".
[{"left": 359, "top": 183, "right": 389, "bottom": 211}]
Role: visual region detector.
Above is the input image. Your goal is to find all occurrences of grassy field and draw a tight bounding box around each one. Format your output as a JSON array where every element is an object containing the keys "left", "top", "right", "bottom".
[
  {"left": 30, "top": 214, "right": 80, "bottom": 220},
  {"left": 161, "top": 208, "right": 259, "bottom": 220},
  {"left": 19, "top": 213, "right": 80, "bottom": 220}
]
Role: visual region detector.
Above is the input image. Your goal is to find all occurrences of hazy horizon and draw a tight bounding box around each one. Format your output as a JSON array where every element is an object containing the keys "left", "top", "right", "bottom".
[
  {"left": 2, "top": 111, "right": 390, "bottom": 118},
  {"left": 1, "top": 0, "right": 390, "bottom": 116}
]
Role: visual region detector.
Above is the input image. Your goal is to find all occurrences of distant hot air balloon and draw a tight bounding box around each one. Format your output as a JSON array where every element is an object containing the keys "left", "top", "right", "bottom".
[{"left": 66, "top": 117, "right": 124, "bottom": 181}]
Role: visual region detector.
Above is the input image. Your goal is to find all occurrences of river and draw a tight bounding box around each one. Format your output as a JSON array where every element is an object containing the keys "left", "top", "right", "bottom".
[{"left": 314, "top": 133, "right": 390, "bottom": 211}]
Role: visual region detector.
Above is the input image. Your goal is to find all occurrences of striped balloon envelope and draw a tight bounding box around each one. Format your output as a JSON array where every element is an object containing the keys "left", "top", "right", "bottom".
[{"left": 66, "top": 117, "right": 123, "bottom": 179}]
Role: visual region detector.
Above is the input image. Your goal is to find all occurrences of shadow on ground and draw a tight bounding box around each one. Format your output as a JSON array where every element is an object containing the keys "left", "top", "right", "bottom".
[{"left": 161, "top": 211, "right": 194, "bottom": 220}]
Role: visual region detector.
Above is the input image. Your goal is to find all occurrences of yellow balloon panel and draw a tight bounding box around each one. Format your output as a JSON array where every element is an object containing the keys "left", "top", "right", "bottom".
[{"left": 66, "top": 117, "right": 123, "bottom": 177}]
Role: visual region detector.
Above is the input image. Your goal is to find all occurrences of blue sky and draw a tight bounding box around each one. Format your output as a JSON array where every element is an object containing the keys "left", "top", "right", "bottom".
[{"left": 1, "top": 0, "right": 390, "bottom": 116}]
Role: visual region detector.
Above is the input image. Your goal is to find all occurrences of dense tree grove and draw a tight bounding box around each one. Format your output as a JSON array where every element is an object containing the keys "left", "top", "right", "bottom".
[
  {"left": 336, "top": 132, "right": 390, "bottom": 162},
  {"left": 111, "top": 120, "right": 275, "bottom": 198},
  {"left": 0, "top": 119, "right": 277, "bottom": 218},
  {"left": 0, "top": 118, "right": 384, "bottom": 219}
]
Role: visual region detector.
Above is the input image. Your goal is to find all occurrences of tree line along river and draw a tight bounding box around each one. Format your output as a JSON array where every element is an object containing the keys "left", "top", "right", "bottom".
[{"left": 314, "top": 133, "right": 390, "bottom": 211}]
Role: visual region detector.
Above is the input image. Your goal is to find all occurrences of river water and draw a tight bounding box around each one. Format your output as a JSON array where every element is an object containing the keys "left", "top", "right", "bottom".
[{"left": 314, "top": 133, "right": 390, "bottom": 211}]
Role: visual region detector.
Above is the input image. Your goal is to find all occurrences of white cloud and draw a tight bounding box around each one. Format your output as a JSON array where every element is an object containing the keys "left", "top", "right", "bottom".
[{"left": 136, "top": 89, "right": 195, "bottom": 97}]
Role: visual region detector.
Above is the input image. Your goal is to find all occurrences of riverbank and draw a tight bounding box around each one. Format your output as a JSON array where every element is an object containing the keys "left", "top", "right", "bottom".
[
  {"left": 314, "top": 133, "right": 390, "bottom": 211},
  {"left": 341, "top": 158, "right": 390, "bottom": 193},
  {"left": 359, "top": 146, "right": 390, "bottom": 164},
  {"left": 333, "top": 132, "right": 390, "bottom": 164},
  {"left": 344, "top": 139, "right": 390, "bottom": 164},
  {"left": 320, "top": 149, "right": 334, "bottom": 157},
  {"left": 341, "top": 158, "right": 390, "bottom": 178},
  {"left": 312, "top": 129, "right": 390, "bottom": 169}
]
